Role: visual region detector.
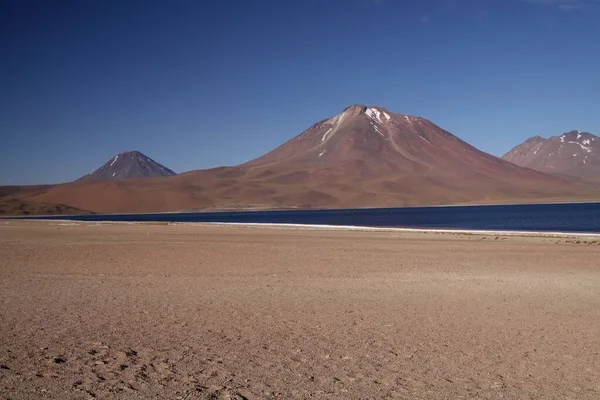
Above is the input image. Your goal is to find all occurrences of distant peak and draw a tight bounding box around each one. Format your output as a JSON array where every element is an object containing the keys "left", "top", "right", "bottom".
[
  {"left": 339, "top": 104, "right": 396, "bottom": 122},
  {"left": 342, "top": 104, "right": 367, "bottom": 114},
  {"left": 557, "top": 130, "right": 597, "bottom": 142},
  {"left": 563, "top": 130, "right": 593, "bottom": 136},
  {"left": 342, "top": 104, "right": 388, "bottom": 112},
  {"left": 77, "top": 150, "right": 175, "bottom": 182},
  {"left": 528, "top": 135, "right": 545, "bottom": 141}
]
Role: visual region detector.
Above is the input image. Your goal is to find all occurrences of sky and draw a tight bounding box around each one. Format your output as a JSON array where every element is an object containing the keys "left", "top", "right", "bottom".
[{"left": 1, "top": 0, "right": 599, "bottom": 185}]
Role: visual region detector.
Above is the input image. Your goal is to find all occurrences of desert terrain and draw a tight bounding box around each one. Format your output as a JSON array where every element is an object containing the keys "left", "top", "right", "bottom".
[{"left": 1, "top": 221, "right": 599, "bottom": 399}]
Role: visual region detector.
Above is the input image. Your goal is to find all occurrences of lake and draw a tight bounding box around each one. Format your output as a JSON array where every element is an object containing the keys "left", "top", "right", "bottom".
[{"left": 22, "top": 202, "right": 600, "bottom": 234}]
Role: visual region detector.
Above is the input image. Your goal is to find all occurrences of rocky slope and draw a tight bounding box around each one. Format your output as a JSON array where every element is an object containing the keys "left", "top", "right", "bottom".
[{"left": 502, "top": 131, "right": 599, "bottom": 177}]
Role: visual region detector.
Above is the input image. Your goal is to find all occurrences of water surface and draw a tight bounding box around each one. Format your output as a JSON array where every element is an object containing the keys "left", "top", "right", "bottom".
[{"left": 25, "top": 202, "right": 600, "bottom": 234}]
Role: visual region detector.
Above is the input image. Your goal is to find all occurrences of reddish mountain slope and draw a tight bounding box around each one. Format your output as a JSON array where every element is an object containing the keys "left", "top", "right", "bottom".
[
  {"left": 78, "top": 151, "right": 176, "bottom": 181},
  {"left": 244, "top": 104, "right": 551, "bottom": 182},
  {"left": 233, "top": 105, "right": 580, "bottom": 206},
  {"left": 502, "top": 131, "right": 600, "bottom": 177},
  {"left": 3, "top": 105, "right": 596, "bottom": 214}
]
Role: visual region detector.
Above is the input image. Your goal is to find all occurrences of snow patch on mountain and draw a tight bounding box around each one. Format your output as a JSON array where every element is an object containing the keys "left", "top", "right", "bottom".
[
  {"left": 322, "top": 128, "right": 333, "bottom": 142},
  {"left": 568, "top": 141, "right": 592, "bottom": 153},
  {"left": 371, "top": 122, "right": 385, "bottom": 137},
  {"left": 365, "top": 108, "right": 382, "bottom": 124}
]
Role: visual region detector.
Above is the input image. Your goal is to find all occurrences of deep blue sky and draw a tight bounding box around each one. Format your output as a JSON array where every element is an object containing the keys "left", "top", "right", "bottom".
[{"left": 2, "top": 0, "right": 599, "bottom": 185}]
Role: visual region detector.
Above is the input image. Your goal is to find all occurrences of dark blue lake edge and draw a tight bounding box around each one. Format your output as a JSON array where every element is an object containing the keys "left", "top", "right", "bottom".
[{"left": 13, "top": 202, "right": 600, "bottom": 234}]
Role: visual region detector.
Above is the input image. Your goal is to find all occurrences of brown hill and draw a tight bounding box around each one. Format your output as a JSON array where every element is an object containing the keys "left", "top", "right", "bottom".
[
  {"left": 0, "top": 184, "right": 55, "bottom": 198},
  {"left": 2, "top": 105, "right": 597, "bottom": 215},
  {"left": 502, "top": 130, "right": 600, "bottom": 177},
  {"left": 0, "top": 198, "right": 92, "bottom": 216}
]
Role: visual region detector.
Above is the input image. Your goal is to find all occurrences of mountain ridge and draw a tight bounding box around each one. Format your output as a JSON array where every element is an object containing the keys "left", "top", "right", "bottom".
[
  {"left": 502, "top": 130, "right": 599, "bottom": 177},
  {"left": 1, "top": 105, "right": 597, "bottom": 215}
]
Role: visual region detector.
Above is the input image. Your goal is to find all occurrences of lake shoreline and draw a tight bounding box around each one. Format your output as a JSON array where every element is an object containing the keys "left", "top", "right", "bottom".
[
  {"left": 6, "top": 201, "right": 600, "bottom": 234},
  {"left": 12, "top": 219, "right": 600, "bottom": 239}
]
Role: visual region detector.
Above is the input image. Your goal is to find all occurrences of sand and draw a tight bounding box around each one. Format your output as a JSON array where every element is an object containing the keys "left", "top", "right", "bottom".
[{"left": 1, "top": 221, "right": 599, "bottom": 399}]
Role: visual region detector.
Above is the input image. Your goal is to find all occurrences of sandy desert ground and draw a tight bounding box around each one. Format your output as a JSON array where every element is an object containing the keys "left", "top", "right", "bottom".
[{"left": 1, "top": 221, "right": 599, "bottom": 399}]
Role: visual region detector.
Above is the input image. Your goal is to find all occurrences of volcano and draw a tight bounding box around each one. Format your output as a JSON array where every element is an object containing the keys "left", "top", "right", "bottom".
[
  {"left": 3, "top": 105, "right": 594, "bottom": 214},
  {"left": 78, "top": 151, "right": 176, "bottom": 181},
  {"left": 230, "top": 104, "right": 575, "bottom": 207}
]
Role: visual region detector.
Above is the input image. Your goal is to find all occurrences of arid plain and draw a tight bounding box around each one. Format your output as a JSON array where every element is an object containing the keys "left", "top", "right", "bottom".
[{"left": 1, "top": 221, "right": 599, "bottom": 399}]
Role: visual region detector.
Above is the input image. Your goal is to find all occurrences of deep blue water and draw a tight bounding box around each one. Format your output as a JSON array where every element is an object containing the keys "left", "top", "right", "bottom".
[{"left": 21, "top": 202, "right": 600, "bottom": 233}]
